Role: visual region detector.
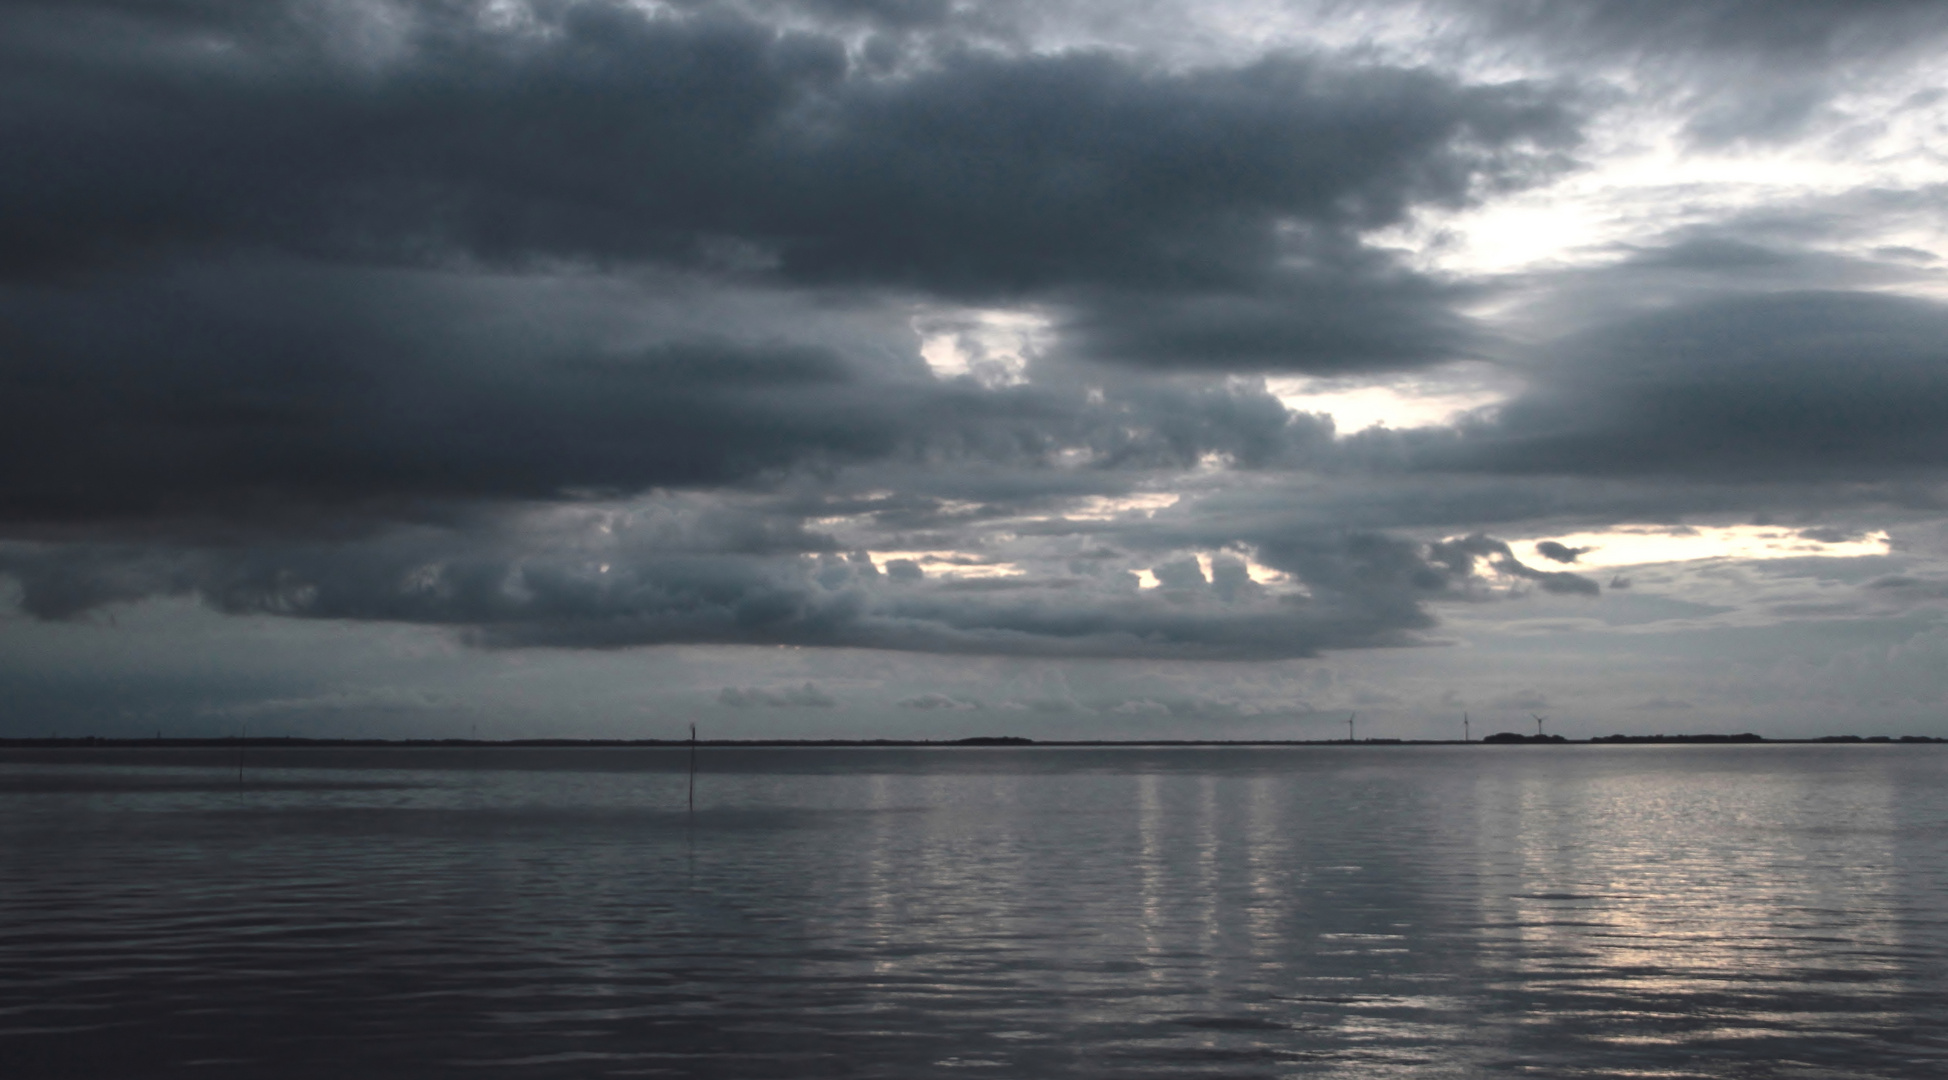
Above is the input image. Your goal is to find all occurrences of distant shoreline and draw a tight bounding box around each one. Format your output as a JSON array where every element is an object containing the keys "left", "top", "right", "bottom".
[{"left": 2, "top": 734, "right": 1942, "bottom": 749}]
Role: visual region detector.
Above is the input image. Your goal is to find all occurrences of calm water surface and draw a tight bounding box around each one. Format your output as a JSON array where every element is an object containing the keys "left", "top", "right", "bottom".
[{"left": 3, "top": 745, "right": 1945, "bottom": 1078}]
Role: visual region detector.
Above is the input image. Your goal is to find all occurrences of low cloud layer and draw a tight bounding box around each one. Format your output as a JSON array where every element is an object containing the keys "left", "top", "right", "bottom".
[
  {"left": 720, "top": 682, "right": 837, "bottom": 708},
  {"left": 0, "top": 523, "right": 1440, "bottom": 660}
]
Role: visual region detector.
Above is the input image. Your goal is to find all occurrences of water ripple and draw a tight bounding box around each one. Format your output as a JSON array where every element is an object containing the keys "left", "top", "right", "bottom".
[{"left": 2, "top": 746, "right": 1945, "bottom": 1077}]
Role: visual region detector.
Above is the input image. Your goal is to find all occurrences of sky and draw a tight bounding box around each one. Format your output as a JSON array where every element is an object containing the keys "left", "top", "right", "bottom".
[{"left": 5, "top": 0, "right": 1948, "bottom": 741}]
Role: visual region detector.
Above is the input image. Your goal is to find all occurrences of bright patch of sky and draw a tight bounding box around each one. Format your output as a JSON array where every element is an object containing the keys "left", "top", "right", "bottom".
[
  {"left": 1518, "top": 525, "right": 1892, "bottom": 571},
  {"left": 865, "top": 550, "right": 1027, "bottom": 579},
  {"left": 1064, "top": 493, "right": 1183, "bottom": 520},
  {"left": 915, "top": 306, "right": 1051, "bottom": 386},
  {"left": 1266, "top": 366, "right": 1511, "bottom": 431}
]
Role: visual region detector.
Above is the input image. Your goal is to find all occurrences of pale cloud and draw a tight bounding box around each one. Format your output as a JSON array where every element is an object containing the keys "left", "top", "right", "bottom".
[{"left": 719, "top": 683, "right": 839, "bottom": 708}]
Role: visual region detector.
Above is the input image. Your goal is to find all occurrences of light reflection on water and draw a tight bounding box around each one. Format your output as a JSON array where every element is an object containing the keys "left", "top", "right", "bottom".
[{"left": 3, "top": 745, "right": 1946, "bottom": 1078}]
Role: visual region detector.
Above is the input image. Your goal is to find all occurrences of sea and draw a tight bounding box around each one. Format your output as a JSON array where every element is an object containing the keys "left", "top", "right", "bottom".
[{"left": 3, "top": 743, "right": 1945, "bottom": 1079}]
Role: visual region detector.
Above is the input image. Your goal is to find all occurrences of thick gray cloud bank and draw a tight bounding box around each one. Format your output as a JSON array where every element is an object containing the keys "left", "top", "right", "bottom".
[
  {"left": 1, "top": 0, "right": 1570, "bottom": 366},
  {"left": 4, "top": 0, "right": 1948, "bottom": 687},
  {"left": 0, "top": 0, "right": 1571, "bottom": 523},
  {"left": 0, "top": 520, "right": 1465, "bottom": 659},
  {"left": 1404, "top": 290, "right": 1948, "bottom": 480}
]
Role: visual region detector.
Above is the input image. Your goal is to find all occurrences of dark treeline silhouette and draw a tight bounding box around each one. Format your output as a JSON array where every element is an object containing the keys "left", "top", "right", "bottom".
[{"left": 1590, "top": 733, "right": 1764, "bottom": 744}]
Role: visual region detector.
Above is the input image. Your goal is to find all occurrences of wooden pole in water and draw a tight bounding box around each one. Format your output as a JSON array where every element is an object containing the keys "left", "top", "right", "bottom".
[{"left": 688, "top": 723, "right": 697, "bottom": 814}]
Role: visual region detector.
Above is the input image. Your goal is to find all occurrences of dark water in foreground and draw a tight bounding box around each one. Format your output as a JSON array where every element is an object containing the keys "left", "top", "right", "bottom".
[{"left": 4, "top": 745, "right": 1946, "bottom": 1079}]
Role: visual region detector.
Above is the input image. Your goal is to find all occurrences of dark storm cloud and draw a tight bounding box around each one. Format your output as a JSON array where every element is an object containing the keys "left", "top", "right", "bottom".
[
  {"left": 0, "top": 513, "right": 1479, "bottom": 658},
  {"left": 0, "top": 253, "right": 1359, "bottom": 525},
  {"left": 435, "top": 521, "right": 1456, "bottom": 657},
  {"left": 1533, "top": 540, "right": 1588, "bottom": 563},
  {"left": 1057, "top": 268, "right": 1482, "bottom": 373},
  {"left": 0, "top": 0, "right": 1586, "bottom": 545},
  {"left": 1423, "top": 532, "right": 1599, "bottom": 595},
  {"left": 1424, "top": 290, "right": 1948, "bottom": 481},
  {"left": 1, "top": 0, "right": 1573, "bottom": 362},
  {"left": 0, "top": 496, "right": 841, "bottom": 620},
  {"left": 1063, "top": 378, "right": 1333, "bottom": 470},
  {"left": 0, "top": 263, "right": 909, "bottom": 522},
  {"left": 776, "top": 45, "right": 1573, "bottom": 313}
]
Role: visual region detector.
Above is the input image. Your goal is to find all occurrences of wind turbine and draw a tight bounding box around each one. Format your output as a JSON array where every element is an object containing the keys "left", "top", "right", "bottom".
[
  {"left": 1463, "top": 712, "right": 1470, "bottom": 743},
  {"left": 1347, "top": 712, "right": 1357, "bottom": 742},
  {"left": 1532, "top": 714, "right": 1547, "bottom": 738}
]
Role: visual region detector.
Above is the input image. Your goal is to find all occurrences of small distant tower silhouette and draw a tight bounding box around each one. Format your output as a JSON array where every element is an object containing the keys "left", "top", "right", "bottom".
[
  {"left": 1464, "top": 712, "right": 1470, "bottom": 742},
  {"left": 1347, "top": 712, "right": 1357, "bottom": 742},
  {"left": 1533, "top": 714, "right": 1547, "bottom": 737}
]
